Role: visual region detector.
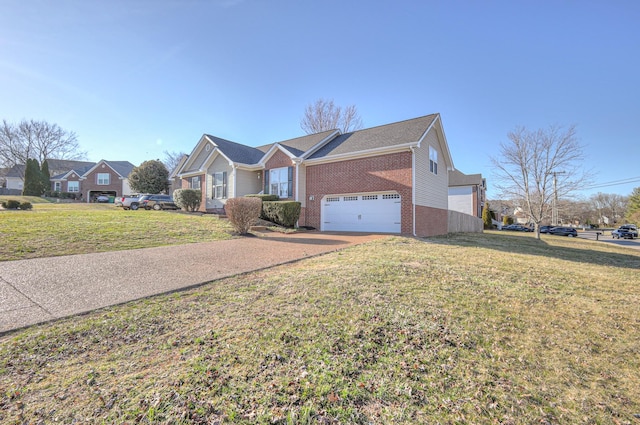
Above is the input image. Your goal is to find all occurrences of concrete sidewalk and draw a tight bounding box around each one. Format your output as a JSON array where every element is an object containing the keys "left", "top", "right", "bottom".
[{"left": 0, "top": 232, "right": 385, "bottom": 334}]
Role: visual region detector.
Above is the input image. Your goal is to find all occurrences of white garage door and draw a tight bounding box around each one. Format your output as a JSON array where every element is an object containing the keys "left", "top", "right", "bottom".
[{"left": 321, "top": 192, "right": 401, "bottom": 233}]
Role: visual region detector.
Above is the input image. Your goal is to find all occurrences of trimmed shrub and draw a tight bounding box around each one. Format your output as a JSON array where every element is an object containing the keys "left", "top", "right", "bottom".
[
  {"left": 2, "top": 200, "right": 21, "bottom": 209},
  {"left": 225, "top": 197, "right": 262, "bottom": 234},
  {"left": 245, "top": 194, "right": 279, "bottom": 219},
  {"left": 174, "top": 189, "right": 201, "bottom": 212},
  {"left": 19, "top": 202, "right": 33, "bottom": 210},
  {"left": 262, "top": 201, "right": 301, "bottom": 228}
]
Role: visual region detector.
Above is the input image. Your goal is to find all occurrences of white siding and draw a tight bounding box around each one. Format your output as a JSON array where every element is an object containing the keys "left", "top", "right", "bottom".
[
  {"left": 183, "top": 144, "right": 212, "bottom": 174},
  {"left": 297, "top": 163, "right": 306, "bottom": 207},
  {"left": 206, "top": 155, "right": 232, "bottom": 209},
  {"left": 448, "top": 186, "right": 473, "bottom": 216},
  {"left": 414, "top": 129, "right": 448, "bottom": 210},
  {"left": 235, "top": 169, "right": 262, "bottom": 197},
  {"left": 6, "top": 177, "right": 23, "bottom": 190},
  {"left": 122, "top": 179, "right": 133, "bottom": 196}
]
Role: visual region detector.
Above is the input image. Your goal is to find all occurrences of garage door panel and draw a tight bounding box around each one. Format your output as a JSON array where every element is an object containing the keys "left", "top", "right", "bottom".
[{"left": 322, "top": 193, "right": 401, "bottom": 233}]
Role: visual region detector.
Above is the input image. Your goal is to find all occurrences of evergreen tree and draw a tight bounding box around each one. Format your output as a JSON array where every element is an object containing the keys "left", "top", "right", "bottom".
[
  {"left": 625, "top": 187, "right": 640, "bottom": 224},
  {"left": 40, "top": 159, "right": 51, "bottom": 195},
  {"left": 482, "top": 201, "right": 493, "bottom": 229},
  {"left": 22, "top": 158, "right": 43, "bottom": 196}
]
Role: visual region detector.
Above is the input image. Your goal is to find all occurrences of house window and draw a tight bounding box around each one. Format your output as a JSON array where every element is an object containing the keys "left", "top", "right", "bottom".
[
  {"left": 54, "top": 182, "right": 61, "bottom": 192},
  {"left": 429, "top": 146, "right": 438, "bottom": 175},
  {"left": 265, "top": 166, "right": 292, "bottom": 198},
  {"left": 97, "top": 173, "right": 110, "bottom": 185},
  {"left": 213, "top": 172, "right": 227, "bottom": 199},
  {"left": 67, "top": 181, "right": 79, "bottom": 192},
  {"left": 190, "top": 176, "right": 201, "bottom": 190}
]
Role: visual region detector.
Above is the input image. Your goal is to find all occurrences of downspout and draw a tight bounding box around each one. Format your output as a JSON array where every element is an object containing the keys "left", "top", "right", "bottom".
[
  {"left": 411, "top": 146, "right": 417, "bottom": 236},
  {"left": 293, "top": 158, "right": 301, "bottom": 228}
]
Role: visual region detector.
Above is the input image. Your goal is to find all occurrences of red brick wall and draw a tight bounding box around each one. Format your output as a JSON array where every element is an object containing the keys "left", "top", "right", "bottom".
[
  {"left": 181, "top": 175, "right": 206, "bottom": 212},
  {"left": 83, "top": 165, "right": 122, "bottom": 199},
  {"left": 264, "top": 150, "right": 295, "bottom": 199},
  {"left": 304, "top": 152, "right": 413, "bottom": 233},
  {"left": 415, "top": 204, "right": 448, "bottom": 237}
]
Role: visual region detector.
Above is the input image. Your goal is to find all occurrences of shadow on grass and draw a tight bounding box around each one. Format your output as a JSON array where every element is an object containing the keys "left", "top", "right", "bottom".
[{"left": 425, "top": 231, "right": 640, "bottom": 270}]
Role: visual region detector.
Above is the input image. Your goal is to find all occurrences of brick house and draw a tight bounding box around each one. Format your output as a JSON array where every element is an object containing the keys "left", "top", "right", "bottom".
[
  {"left": 50, "top": 160, "right": 135, "bottom": 201},
  {"left": 177, "top": 113, "right": 459, "bottom": 237}
]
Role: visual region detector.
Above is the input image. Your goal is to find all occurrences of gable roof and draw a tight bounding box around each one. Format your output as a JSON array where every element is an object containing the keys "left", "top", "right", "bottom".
[
  {"left": 449, "top": 169, "right": 484, "bottom": 187},
  {"left": 177, "top": 113, "right": 453, "bottom": 173},
  {"left": 257, "top": 130, "right": 340, "bottom": 158},
  {"left": 205, "top": 135, "right": 265, "bottom": 164},
  {"left": 307, "top": 114, "right": 439, "bottom": 160}
]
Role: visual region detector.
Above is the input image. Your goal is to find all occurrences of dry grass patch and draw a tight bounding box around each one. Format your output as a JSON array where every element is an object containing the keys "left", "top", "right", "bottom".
[{"left": 1, "top": 232, "right": 639, "bottom": 424}]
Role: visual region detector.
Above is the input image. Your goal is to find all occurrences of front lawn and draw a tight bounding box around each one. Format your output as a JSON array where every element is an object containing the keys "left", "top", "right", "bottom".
[
  {"left": 1, "top": 233, "right": 638, "bottom": 423},
  {"left": 0, "top": 202, "right": 234, "bottom": 261}
]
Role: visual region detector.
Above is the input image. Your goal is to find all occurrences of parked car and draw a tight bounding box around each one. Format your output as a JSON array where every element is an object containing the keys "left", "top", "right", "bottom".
[
  {"left": 611, "top": 224, "right": 638, "bottom": 239},
  {"left": 539, "top": 225, "right": 553, "bottom": 233},
  {"left": 96, "top": 195, "right": 110, "bottom": 203},
  {"left": 502, "top": 224, "right": 532, "bottom": 232},
  {"left": 114, "top": 194, "right": 149, "bottom": 210},
  {"left": 548, "top": 226, "right": 577, "bottom": 237},
  {"left": 140, "top": 194, "right": 179, "bottom": 210}
]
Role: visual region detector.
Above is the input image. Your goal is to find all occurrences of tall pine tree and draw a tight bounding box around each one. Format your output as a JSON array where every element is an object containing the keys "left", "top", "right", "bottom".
[
  {"left": 40, "top": 159, "right": 51, "bottom": 195},
  {"left": 23, "top": 159, "right": 43, "bottom": 196},
  {"left": 625, "top": 187, "right": 640, "bottom": 224}
]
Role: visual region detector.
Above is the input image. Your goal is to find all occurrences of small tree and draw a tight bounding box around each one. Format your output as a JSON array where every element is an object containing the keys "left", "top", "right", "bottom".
[
  {"left": 173, "top": 189, "right": 201, "bottom": 212},
  {"left": 482, "top": 202, "right": 492, "bottom": 229},
  {"left": 128, "top": 160, "right": 169, "bottom": 194},
  {"left": 225, "top": 197, "right": 262, "bottom": 234}
]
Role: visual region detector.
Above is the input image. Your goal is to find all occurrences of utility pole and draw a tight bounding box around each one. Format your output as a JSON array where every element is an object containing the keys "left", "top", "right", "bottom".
[{"left": 552, "top": 171, "right": 566, "bottom": 226}]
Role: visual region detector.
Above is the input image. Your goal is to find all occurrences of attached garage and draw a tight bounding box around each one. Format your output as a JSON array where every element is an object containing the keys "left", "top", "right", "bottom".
[{"left": 321, "top": 192, "right": 401, "bottom": 233}]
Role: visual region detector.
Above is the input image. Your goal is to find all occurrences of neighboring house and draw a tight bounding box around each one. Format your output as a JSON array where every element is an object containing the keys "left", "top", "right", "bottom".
[
  {"left": 448, "top": 169, "right": 486, "bottom": 218},
  {"left": 4, "top": 164, "right": 26, "bottom": 191},
  {"left": 177, "top": 113, "right": 464, "bottom": 237},
  {"left": 50, "top": 160, "right": 135, "bottom": 201}
]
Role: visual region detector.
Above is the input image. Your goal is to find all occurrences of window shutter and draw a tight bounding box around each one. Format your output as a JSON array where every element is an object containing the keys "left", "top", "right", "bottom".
[
  {"left": 287, "top": 166, "right": 293, "bottom": 198},
  {"left": 264, "top": 170, "right": 269, "bottom": 194},
  {"left": 222, "top": 171, "right": 227, "bottom": 198}
]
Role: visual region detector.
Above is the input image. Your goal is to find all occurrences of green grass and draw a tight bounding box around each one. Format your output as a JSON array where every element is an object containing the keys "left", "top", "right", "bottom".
[
  {"left": 1, "top": 232, "right": 638, "bottom": 424},
  {"left": 0, "top": 202, "right": 234, "bottom": 261}
]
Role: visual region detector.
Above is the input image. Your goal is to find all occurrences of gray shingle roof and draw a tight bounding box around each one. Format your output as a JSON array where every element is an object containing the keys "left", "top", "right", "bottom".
[
  {"left": 307, "top": 114, "right": 438, "bottom": 159},
  {"left": 449, "top": 169, "right": 483, "bottom": 186},
  {"left": 206, "top": 135, "right": 265, "bottom": 164},
  {"left": 104, "top": 161, "right": 135, "bottom": 178},
  {"left": 259, "top": 130, "right": 338, "bottom": 158}
]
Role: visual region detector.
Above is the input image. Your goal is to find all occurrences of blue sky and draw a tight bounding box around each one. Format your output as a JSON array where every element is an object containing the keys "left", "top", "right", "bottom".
[{"left": 2, "top": 0, "right": 639, "bottom": 199}]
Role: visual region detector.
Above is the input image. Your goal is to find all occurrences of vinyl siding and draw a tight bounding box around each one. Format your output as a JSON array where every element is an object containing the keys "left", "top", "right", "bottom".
[
  {"left": 414, "top": 129, "right": 448, "bottom": 210},
  {"left": 235, "top": 169, "right": 262, "bottom": 197},
  {"left": 448, "top": 186, "right": 473, "bottom": 216},
  {"left": 184, "top": 144, "right": 212, "bottom": 174},
  {"left": 206, "top": 155, "right": 232, "bottom": 209}
]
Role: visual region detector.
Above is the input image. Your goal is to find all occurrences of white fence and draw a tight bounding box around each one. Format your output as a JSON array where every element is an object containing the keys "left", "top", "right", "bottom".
[{"left": 448, "top": 210, "right": 483, "bottom": 233}]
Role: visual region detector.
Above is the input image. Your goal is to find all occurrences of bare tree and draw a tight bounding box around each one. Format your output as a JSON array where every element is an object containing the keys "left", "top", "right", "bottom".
[
  {"left": 300, "top": 98, "right": 363, "bottom": 134},
  {"left": 0, "top": 119, "right": 86, "bottom": 168},
  {"left": 162, "top": 150, "right": 187, "bottom": 174},
  {"left": 589, "top": 192, "right": 628, "bottom": 226},
  {"left": 491, "top": 124, "right": 591, "bottom": 239}
]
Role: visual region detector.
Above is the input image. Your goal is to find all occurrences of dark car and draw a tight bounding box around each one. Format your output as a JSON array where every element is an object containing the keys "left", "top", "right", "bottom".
[
  {"left": 141, "top": 194, "right": 179, "bottom": 210},
  {"left": 548, "top": 226, "right": 577, "bottom": 237},
  {"left": 611, "top": 224, "right": 638, "bottom": 239},
  {"left": 502, "top": 224, "right": 532, "bottom": 232},
  {"left": 539, "top": 225, "right": 553, "bottom": 234}
]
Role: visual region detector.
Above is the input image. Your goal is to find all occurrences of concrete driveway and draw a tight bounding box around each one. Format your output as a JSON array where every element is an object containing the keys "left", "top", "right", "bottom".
[{"left": 0, "top": 232, "right": 386, "bottom": 335}]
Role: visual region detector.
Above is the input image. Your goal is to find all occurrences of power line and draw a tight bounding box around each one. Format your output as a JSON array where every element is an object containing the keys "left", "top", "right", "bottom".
[{"left": 582, "top": 176, "right": 640, "bottom": 190}]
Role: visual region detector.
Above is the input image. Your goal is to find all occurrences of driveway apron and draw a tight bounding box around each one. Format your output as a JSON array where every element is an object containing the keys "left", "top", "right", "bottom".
[{"left": 0, "top": 232, "right": 386, "bottom": 334}]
